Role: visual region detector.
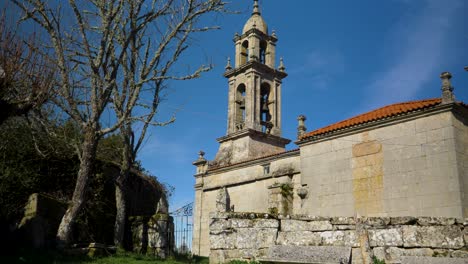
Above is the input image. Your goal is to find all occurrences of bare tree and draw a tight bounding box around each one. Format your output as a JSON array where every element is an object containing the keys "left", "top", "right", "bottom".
[
  {"left": 0, "top": 11, "right": 53, "bottom": 125},
  {"left": 11, "top": 0, "right": 228, "bottom": 247},
  {"left": 111, "top": 0, "right": 230, "bottom": 247}
]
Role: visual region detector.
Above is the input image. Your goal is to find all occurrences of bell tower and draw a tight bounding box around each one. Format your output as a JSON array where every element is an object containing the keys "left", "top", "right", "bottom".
[{"left": 214, "top": 0, "right": 290, "bottom": 166}]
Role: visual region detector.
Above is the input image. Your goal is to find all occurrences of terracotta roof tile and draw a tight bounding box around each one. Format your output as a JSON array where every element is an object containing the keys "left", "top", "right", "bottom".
[{"left": 300, "top": 98, "right": 443, "bottom": 141}]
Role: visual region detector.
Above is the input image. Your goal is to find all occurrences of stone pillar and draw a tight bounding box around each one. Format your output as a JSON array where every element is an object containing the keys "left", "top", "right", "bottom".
[
  {"left": 234, "top": 35, "right": 241, "bottom": 68},
  {"left": 266, "top": 35, "right": 277, "bottom": 68},
  {"left": 192, "top": 151, "right": 206, "bottom": 256}
]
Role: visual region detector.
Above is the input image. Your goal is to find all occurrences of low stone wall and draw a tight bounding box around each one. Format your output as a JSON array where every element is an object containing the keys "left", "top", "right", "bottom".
[
  {"left": 129, "top": 213, "right": 174, "bottom": 258},
  {"left": 209, "top": 212, "right": 468, "bottom": 263}
]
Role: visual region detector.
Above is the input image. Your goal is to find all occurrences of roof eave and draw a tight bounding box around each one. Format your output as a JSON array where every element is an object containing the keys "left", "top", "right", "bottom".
[{"left": 296, "top": 102, "right": 458, "bottom": 147}]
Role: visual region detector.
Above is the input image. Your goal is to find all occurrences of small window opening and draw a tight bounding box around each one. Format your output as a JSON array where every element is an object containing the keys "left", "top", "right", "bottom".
[
  {"left": 263, "top": 164, "right": 270, "bottom": 175},
  {"left": 260, "top": 40, "right": 267, "bottom": 64},
  {"left": 241, "top": 40, "right": 249, "bottom": 65}
]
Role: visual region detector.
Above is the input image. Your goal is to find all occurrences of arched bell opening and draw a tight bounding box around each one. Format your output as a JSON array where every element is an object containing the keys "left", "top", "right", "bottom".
[
  {"left": 260, "top": 83, "right": 272, "bottom": 133},
  {"left": 240, "top": 40, "right": 249, "bottom": 65},
  {"left": 235, "top": 84, "right": 246, "bottom": 130},
  {"left": 260, "top": 40, "right": 268, "bottom": 64}
]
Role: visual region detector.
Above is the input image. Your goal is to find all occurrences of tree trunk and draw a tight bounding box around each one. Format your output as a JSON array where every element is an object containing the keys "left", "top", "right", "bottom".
[
  {"left": 114, "top": 125, "right": 132, "bottom": 248},
  {"left": 56, "top": 127, "right": 98, "bottom": 248},
  {"left": 114, "top": 180, "right": 127, "bottom": 248}
]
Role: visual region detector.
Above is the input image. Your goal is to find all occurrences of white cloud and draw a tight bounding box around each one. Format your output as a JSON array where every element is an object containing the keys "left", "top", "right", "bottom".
[{"left": 362, "top": 0, "right": 462, "bottom": 110}]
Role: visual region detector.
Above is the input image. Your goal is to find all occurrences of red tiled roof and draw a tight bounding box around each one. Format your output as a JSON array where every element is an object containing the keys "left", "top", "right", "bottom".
[{"left": 300, "top": 98, "right": 443, "bottom": 141}]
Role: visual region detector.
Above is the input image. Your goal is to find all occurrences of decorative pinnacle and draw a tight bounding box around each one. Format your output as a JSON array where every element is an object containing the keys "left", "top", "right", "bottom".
[
  {"left": 297, "top": 115, "right": 307, "bottom": 138},
  {"left": 271, "top": 30, "right": 277, "bottom": 38},
  {"left": 193, "top": 150, "right": 207, "bottom": 167},
  {"left": 198, "top": 150, "right": 205, "bottom": 159},
  {"left": 253, "top": 0, "right": 260, "bottom": 15},
  {"left": 440, "top": 71, "right": 454, "bottom": 104},
  {"left": 225, "top": 57, "right": 232, "bottom": 71},
  {"left": 278, "top": 57, "right": 286, "bottom": 72}
]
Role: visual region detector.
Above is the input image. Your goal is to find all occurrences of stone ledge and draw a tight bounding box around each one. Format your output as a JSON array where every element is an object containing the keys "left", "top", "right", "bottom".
[
  {"left": 259, "top": 245, "right": 351, "bottom": 264},
  {"left": 400, "top": 256, "right": 468, "bottom": 264}
]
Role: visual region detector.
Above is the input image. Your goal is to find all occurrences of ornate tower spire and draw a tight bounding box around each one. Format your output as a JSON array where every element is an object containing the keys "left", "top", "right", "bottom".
[
  {"left": 253, "top": 0, "right": 260, "bottom": 15},
  {"left": 212, "top": 0, "right": 290, "bottom": 166}
]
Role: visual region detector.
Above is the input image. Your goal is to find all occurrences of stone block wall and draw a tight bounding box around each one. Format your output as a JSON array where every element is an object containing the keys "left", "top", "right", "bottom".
[
  {"left": 300, "top": 111, "right": 466, "bottom": 218},
  {"left": 209, "top": 212, "right": 468, "bottom": 263},
  {"left": 129, "top": 214, "right": 174, "bottom": 258}
]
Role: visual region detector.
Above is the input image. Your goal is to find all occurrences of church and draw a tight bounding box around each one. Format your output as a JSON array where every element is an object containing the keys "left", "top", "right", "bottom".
[{"left": 192, "top": 0, "right": 468, "bottom": 256}]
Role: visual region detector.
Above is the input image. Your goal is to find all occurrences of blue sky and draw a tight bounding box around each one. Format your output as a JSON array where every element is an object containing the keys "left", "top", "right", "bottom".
[{"left": 140, "top": 0, "right": 468, "bottom": 211}]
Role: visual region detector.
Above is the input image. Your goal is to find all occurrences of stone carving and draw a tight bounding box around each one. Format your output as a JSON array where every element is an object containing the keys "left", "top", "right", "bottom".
[{"left": 297, "top": 186, "right": 308, "bottom": 199}]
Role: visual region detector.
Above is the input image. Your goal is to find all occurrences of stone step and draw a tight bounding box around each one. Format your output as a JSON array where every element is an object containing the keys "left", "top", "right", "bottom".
[{"left": 259, "top": 245, "right": 351, "bottom": 264}]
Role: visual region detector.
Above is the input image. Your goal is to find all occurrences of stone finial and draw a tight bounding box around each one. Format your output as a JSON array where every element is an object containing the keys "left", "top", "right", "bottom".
[
  {"left": 225, "top": 57, "right": 232, "bottom": 71},
  {"left": 198, "top": 150, "right": 205, "bottom": 159},
  {"left": 193, "top": 150, "right": 207, "bottom": 173},
  {"left": 271, "top": 30, "right": 277, "bottom": 38},
  {"left": 253, "top": 0, "right": 260, "bottom": 15},
  {"left": 297, "top": 115, "right": 307, "bottom": 138},
  {"left": 440, "top": 71, "right": 454, "bottom": 104},
  {"left": 278, "top": 57, "right": 286, "bottom": 72},
  {"left": 193, "top": 150, "right": 207, "bottom": 166}
]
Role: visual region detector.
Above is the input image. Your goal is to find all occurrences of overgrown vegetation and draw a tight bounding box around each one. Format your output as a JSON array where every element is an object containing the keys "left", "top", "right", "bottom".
[
  {"left": 372, "top": 256, "right": 386, "bottom": 264},
  {"left": 0, "top": 250, "right": 209, "bottom": 264},
  {"left": 227, "top": 260, "right": 259, "bottom": 264}
]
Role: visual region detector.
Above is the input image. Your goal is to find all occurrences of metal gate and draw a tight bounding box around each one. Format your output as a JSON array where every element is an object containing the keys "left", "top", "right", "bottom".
[{"left": 170, "top": 202, "right": 193, "bottom": 254}]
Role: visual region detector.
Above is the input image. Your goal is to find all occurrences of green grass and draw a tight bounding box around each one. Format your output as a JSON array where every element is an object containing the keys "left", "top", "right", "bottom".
[{"left": 0, "top": 249, "right": 209, "bottom": 264}]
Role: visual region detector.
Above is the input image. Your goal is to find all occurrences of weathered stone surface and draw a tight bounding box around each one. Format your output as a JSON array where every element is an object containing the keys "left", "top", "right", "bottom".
[
  {"left": 455, "top": 218, "right": 468, "bottom": 226},
  {"left": 320, "top": 231, "right": 359, "bottom": 247},
  {"left": 390, "top": 216, "right": 417, "bottom": 225},
  {"left": 402, "top": 226, "right": 464, "bottom": 249},
  {"left": 373, "top": 247, "right": 434, "bottom": 263},
  {"left": 417, "top": 217, "right": 456, "bottom": 226},
  {"left": 281, "top": 219, "right": 332, "bottom": 232},
  {"left": 401, "top": 256, "right": 468, "bottom": 264},
  {"left": 368, "top": 228, "right": 403, "bottom": 247},
  {"left": 276, "top": 231, "right": 322, "bottom": 246},
  {"left": 451, "top": 250, "right": 468, "bottom": 258},
  {"left": 236, "top": 228, "right": 276, "bottom": 249},
  {"left": 253, "top": 219, "right": 278, "bottom": 228},
  {"left": 209, "top": 212, "right": 229, "bottom": 219},
  {"left": 352, "top": 247, "right": 364, "bottom": 264},
  {"left": 432, "top": 249, "right": 451, "bottom": 257},
  {"left": 231, "top": 219, "right": 253, "bottom": 228},
  {"left": 209, "top": 219, "right": 231, "bottom": 230},
  {"left": 361, "top": 217, "right": 390, "bottom": 228},
  {"left": 290, "top": 215, "right": 331, "bottom": 221},
  {"left": 260, "top": 245, "right": 351, "bottom": 264},
  {"left": 331, "top": 217, "right": 356, "bottom": 225},
  {"left": 210, "top": 249, "right": 227, "bottom": 264},
  {"left": 336, "top": 225, "right": 355, "bottom": 230},
  {"left": 210, "top": 230, "right": 236, "bottom": 249}
]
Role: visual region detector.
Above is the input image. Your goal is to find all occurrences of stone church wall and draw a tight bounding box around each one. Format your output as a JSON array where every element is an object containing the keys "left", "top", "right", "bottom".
[
  {"left": 209, "top": 212, "right": 468, "bottom": 263},
  {"left": 299, "top": 110, "right": 466, "bottom": 218},
  {"left": 452, "top": 110, "right": 468, "bottom": 217},
  {"left": 192, "top": 153, "right": 300, "bottom": 256}
]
